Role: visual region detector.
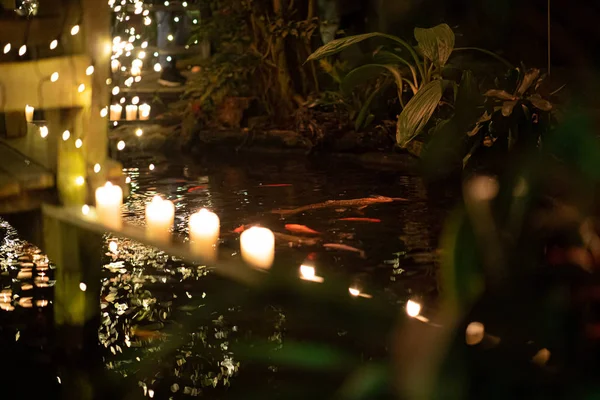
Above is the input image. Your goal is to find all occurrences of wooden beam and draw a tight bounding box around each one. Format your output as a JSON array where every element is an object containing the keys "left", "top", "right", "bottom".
[{"left": 0, "top": 55, "right": 93, "bottom": 111}]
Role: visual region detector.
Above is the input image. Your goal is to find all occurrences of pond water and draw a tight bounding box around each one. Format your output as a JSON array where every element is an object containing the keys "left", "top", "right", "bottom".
[{"left": 0, "top": 153, "right": 455, "bottom": 398}]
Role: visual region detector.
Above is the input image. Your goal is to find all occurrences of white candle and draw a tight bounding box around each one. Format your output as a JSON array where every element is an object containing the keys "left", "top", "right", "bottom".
[
  {"left": 240, "top": 227, "right": 274, "bottom": 269},
  {"left": 139, "top": 103, "right": 151, "bottom": 120},
  {"left": 145, "top": 196, "right": 174, "bottom": 243},
  {"left": 111, "top": 59, "right": 121, "bottom": 73},
  {"left": 95, "top": 182, "right": 123, "bottom": 230},
  {"left": 110, "top": 104, "right": 122, "bottom": 121},
  {"left": 189, "top": 209, "right": 220, "bottom": 261},
  {"left": 125, "top": 105, "right": 138, "bottom": 120},
  {"left": 25, "top": 105, "right": 34, "bottom": 122}
]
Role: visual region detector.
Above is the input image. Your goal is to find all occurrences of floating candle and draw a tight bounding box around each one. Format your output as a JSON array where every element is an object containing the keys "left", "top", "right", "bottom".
[
  {"left": 25, "top": 105, "right": 34, "bottom": 122},
  {"left": 110, "top": 104, "right": 122, "bottom": 120},
  {"left": 95, "top": 182, "right": 123, "bottom": 229},
  {"left": 139, "top": 103, "right": 151, "bottom": 120},
  {"left": 240, "top": 227, "right": 274, "bottom": 269},
  {"left": 125, "top": 105, "right": 138, "bottom": 120},
  {"left": 145, "top": 196, "right": 174, "bottom": 243},
  {"left": 189, "top": 209, "right": 220, "bottom": 261}
]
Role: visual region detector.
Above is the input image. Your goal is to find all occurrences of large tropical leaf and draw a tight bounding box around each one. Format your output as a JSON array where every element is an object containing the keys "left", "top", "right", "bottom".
[
  {"left": 528, "top": 94, "right": 553, "bottom": 111},
  {"left": 414, "top": 23, "right": 455, "bottom": 67},
  {"left": 307, "top": 32, "right": 424, "bottom": 80},
  {"left": 516, "top": 68, "right": 540, "bottom": 96},
  {"left": 396, "top": 80, "right": 444, "bottom": 147},
  {"left": 484, "top": 89, "right": 516, "bottom": 101}
]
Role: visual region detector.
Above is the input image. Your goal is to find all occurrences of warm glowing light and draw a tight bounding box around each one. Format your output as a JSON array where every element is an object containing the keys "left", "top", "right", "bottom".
[
  {"left": 111, "top": 59, "right": 120, "bottom": 73},
  {"left": 149, "top": 164, "right": 155, "bottom": 171},
  {"left": 70, "top": 25, "right": 80, "bottom": 35},
  {"left": 119, "top": 97, "right": 126, "bottom": 104},
  {"left": 182, "top": 1, "right": 188, "bottom": 6},
  {"left": 164, "top": 1, "right": 169, "bottom": 5},
  {"left": 130, "top": 65, "right": 141, "bottom": 76},
  {"left": 117, "top": 140, "right": 126, "bottom": 151},
  {"left": 240, "top": 227, "right": 275, "bottom": 269},
  {"left": 166, "top": 56, "right": 172, "bottom": 62},
  {"left": 193, "top": 19, "right": 198, "bottom": 24},
  {"left": 50, "top": 72, "right": 59, "bottom": 82},
  {"left": 144, "top": 16, "right": 152, "bottom": 25},
  {"left": 75, "top": 176, "right": 85, "bottom": 186},
  {"left": 39, "top": 126, "right": 48, "bottom": 138},
  {"left": 79, "top": 282, "right": 87, "bottom": 292},
  {"left": 109, "top": 241, "right": 118, "bottom": 253},
  {"left": 134, "top": 76, "right": 142, "bottom": 83},
  {"left": 139, "top": 104, "right": 151, "bottom": 120},
  {"left": 81, "top": 204, "right": 90, "bottom": 215},
  {"left": 189, "top": 209, "right": 220, "bottom": 259},
  {"left": 145, "top": 196, "right": 175, "bottom": 243},
  {"left": 3, "top": 43, "right": 10, "bottom": 53},
  {"left": 465, "top": 322, "right": 485, "bottom": 345},
  {"left": 93, "top": 163, "right": 101, "bottom": 173},
  {"left": 113, "top": 36, "right": 121, "bottom": 45},
  {"left": 138, "top": 51, "right": 146, "bottom": 59},
  {"left": 62, "top": 130, "right": 70, "bottom": 141},
  {"left": 300, "top": 265, "right": 315, "bottom": 279},
  {"left": 75, "top": 139, "right": 83, "bottom": 148},
  {"left": 141, "top": 41, "right": 148, "bottom": 49},
  {"left": 86, "top": 65, "right": 94, "bottom": 75},
  {"left": 50, "top": 40, "right": 58, "bottom": 50},
  {"left": 174, "top": 16, "right": 180, "bottom": 22},
  {"left": 532, "top": 348, "right": 551, "bottom": 366},
  {"left": 78, "top": 83, "right": 85, "bottom": 92},
  {"left": 18, "top": 44, "right": 26, "bottom": 56},
  {"left": 135, "top": 128, "right": 143, "bottom": 137},
  {"left": 25, "top": 105, "right": 34, "bottom": 122},
  {"left": 153, "top": 63, "right": 162, "bottom": 72},
  {"left": 95, "top": 182, "right": 123, "bottom": 229},
  {"left": 124, "top": 77, "right": 134, "bottom": 87},
  {"left": 100, "top": 107, "right": 108, "bottom": 118},
  {"left": 125, "top": 105, "right": 137, "bottom": 120},
  {"left": 467, "top": 175, "right": 499, "bottom": 201},
  {"left": 167, "top": 34, "right": 174, "bottom": 41},
  {"left": 125, "top": 176, "right": 131, "bottom": 184},
  {"left": 132, "top": 96, "right": 140, "bottom": 105},
  {"left": 406, "top": 300, "right": 421, "bottom": 317},
  {"left": 112, "top": 86, "right": 120, "bottom": 95},
  {"left": 106, "top": 78, "right": 112, "bottom": 85}
]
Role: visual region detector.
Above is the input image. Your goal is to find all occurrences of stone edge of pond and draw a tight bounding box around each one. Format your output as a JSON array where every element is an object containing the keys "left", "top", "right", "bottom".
[{"left": 109, "top": 124, "right": 418, "bottom": 169}]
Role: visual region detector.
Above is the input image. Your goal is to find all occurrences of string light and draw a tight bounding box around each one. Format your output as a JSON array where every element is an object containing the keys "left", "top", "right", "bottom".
[
  {"left": 75, "top": 139, "right": 83, "bottom": 148},
  {"left": 50, "top": 72, "right": 59, "bottom": 82},
  {"left": 106, "top": 78, "right": 112, "bottom": 85},
  {"left": 112, "top": 86, "right": 120, "bottom": 95},
  {"left": 164, "top": 1, "right": 169, "bottom": 5},
  {"left": 132, "top": 96, "right": 140, "bottom": 105},
  {"left": 174, "top": 17, "right": 179, "bottom": 22},
  {"left": 18, "top": 45, "right": 26, "bottom": 56},
  {"left": 86, "top": 65, "right": 94, "bottom": 75},
  {"left": 153, "top": 63, "right": 162, "bottom": 72},
  {"left": 70, "top": 25, "right": 80, "bottom": 35},
  {"left": 117, "top": 140, "right": 125, "bottom": 151},
  {"left": 93, "top": 164, "right": 101, "bottom": 173},
  {"left": 125, "top": 176, "right": 131, "bottom": 184},
  {"left": 3, "top": 43, "right": 10, "bottom": 53},
  {"left": 149, "top": 164, "right": 155, "bottom": 171},
  {"left": 62, "top": 130, "right": 71, "bottom": 141},
  {"left": 167, "top": 34, "right": 174, "bottom": 42},
  {"left": 81, "top": 205, "right": 90, "bottom": 215},
  {"left": 119, "top": 97, "right": 126, "bottom": 104},
  {"left": 144, "top": 16, "right": 152, "bottom": 25},
  {"left": 138, "top": 51, "right": 146, "bottom": 59},
  {"left": 141, "top": 41, "right": 148, "bottom": 49},
  {"left": 75, "top": 176, "right": 85, "bottom": 186},
  {"left": 78, "top": 84, "right": 85, "bottom": 93},
  {"left": 134, "top": 76, "right": 141, "bottom": 83},
  {"left": 135, "top": 128, "right": 143, "bottom": 137},
  {"left": 182, "top": 1, "right": 188, "bottom": 6},
  {"left": 50, "top": 40, "right": 58, "bottom": 50},
  {"left": 39, "top": 126, "right": 48, "bottom": 138},
  {"left": 100, "top": 107, "right": 108, "bottom": 118}
]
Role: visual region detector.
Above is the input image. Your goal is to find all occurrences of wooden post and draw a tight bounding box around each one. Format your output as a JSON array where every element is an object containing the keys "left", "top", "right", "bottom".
[{"left": 43, "top": 208, "right": 103, "bottom": 400}]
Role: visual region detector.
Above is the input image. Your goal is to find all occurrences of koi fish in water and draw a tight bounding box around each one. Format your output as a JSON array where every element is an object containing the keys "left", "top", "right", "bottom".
[
  {"left": 258, "top": 184, "right": 292, "bottom": 188},
  {"left": 285, "top": 224, "right": 320, "bottom": 235},
  {"left": 187, "top": 186, "right": 206, "bottom": 193},
  {"left": 323, "top": 243, "right": 366, "bottom": 258},
  {"left": 338, "top": 218, "right": 381, "bottom": 223},
  {"left": 233, "top": 225, "right": 246, "bottom": 233}
]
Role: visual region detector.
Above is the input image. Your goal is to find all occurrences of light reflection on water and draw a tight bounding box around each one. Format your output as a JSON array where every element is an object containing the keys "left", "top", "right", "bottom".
[{"left": 0, "top": 155, "right": 453, "bottom": 397}]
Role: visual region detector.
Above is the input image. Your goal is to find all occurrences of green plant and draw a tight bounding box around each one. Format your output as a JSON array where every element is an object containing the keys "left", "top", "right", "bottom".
[{"left": 307, "top": 24, "right": 510, "bottom": 148}]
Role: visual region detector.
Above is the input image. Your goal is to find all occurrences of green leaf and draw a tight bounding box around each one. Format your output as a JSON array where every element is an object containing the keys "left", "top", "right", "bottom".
[
  {"left": 355, "top": 89, "right": 379, "bottom": 131},
  {"left": 342, "top": 64, "right": 404, "bottom": 101},
  {"left": 414, "top": 23, "right": 455, "bottom": 67},
  {"left": 484, "top": 89, "right": 516, "bottom": 101},
  {"left": 307, "top": 32, "right": 424, "bottom": 80},
  {"left": 396, "top": 80, "right": 443, "bottom": 147},
  {"left": 528, "top": 94, "right": 553, "bottom": 111}
]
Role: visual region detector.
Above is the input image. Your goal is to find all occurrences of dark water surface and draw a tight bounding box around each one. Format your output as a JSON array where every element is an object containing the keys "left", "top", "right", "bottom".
[{"left": 0, "top": 153, "right": 455, "bottom": 398}]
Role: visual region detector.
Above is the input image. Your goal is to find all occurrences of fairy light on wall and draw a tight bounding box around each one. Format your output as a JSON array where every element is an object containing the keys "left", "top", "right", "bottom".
[
  {"left": 18, "top": 45, "right": 27, "bottom": 56},
  {"left": 3, "top": 43, "right": 10, "bottom": 54},
  {"left": 50, "top": 72, "right": 59, "bottom": 82},
  {"left": 71, "top": 25, "right": 80, "bottom": 36},
  {"left": 86, "top": 65, "right": 94, "bottom": 75},
  {"left": 39, "top": 126, "right": 49, "bottom": 138},
  {"left": 62, "top": 130, "right": 71, "bottom": 141},
  {"left": 78, "top": 84, "right": 86, "bottom": 93},
  {"left": 75, "top": 139, "right": 83, "bottom": 148},
  {"left": 94, "top": 164, "right": 101, "bottom": 173},
  {"left": 50, "top": 40, "right": 58, "bottom": 50}
]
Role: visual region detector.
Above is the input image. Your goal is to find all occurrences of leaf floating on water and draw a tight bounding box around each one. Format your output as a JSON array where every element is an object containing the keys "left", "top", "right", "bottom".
[{"left": 285, "top": 224, "right": 320, "bottom": 235}]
